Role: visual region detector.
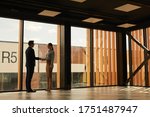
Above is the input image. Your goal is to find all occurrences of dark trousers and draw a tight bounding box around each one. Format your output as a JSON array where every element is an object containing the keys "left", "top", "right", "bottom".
[{"left": 26, "top": 66, "right": 34, "bottom": 91}]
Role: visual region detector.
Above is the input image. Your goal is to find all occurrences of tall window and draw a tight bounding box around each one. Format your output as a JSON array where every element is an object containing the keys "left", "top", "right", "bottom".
[
  {"left": 71, "top": 27, "right": 89, "bottom": 87},
  {"left": 0, "top": 17, "right": 19, "bottom": 91},
  {"left": 23, "top": 21, "right": 58, "bottom": 90}
]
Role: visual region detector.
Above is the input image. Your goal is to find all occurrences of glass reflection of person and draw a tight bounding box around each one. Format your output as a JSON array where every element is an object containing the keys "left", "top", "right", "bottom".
[{"left": 45, "top": 43, "right": 54, "bottom": 92}]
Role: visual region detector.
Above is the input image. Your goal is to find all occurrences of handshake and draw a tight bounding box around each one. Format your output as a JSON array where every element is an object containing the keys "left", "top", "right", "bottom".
[
  {"left": 37, "top": 57, "right": 46, "bottom": 61},
  {"left": 41, "top": 58, "right": 46, "bottom": 61}
]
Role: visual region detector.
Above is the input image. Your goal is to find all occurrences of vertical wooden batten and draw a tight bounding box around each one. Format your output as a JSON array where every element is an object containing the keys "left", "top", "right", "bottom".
[
  {"left": 99, "top": 30, "right": 104, "bottom": 85},
  {"left": 108, "top": 32, "right": 111, "bottom": 85},
  {"left": 95, "top": 30, "right": 100, "bottom": 85},
  {"left": 18, "top": 20, "right": 24, "bottom": 90},
  {"left": 131, "top": 31, "right": 136, "bottom": 85},
  {"left": 112, "top": 32, "right": 116, "bottom": 85},
  {"left": 103, "top": 31, "right": 107, "bottom": 85},
  {"left": 143, "top": 28, "right": 149, "bottom": 86},
  {"left": 140, "top": 29, "right": 144, "bottom": 86},
  {"left": 86, "top": 29, "right": 91, "bottom": 86},
  {"left": 57, "top": 25, "right": 61, "bottom": 88}
]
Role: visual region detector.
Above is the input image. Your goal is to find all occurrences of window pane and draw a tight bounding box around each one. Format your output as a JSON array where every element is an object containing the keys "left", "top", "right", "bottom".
[
  {"left": 0, "top": 17, "right": 19, "bottom": 91},
  {"left": 71, "top": 27, "right": 89, "bottom": 87},
  {"left": 23, "top": 21, "right": 58, "bottom": 90}
]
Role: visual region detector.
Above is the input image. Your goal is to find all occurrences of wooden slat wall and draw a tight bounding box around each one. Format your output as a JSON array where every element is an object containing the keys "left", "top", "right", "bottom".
[
  {"left": 147, "top": 28, "right": 150, "bottom": 86},
  {"left": 94, "top": 30, "right": 117, "bottom": 86},
  {"left": 129, "top": 30, "right": 145, "bottom": 86}
]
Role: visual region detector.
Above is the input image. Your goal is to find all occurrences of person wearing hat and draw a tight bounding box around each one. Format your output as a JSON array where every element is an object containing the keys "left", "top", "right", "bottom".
[{"left": 25, "top": 40, "right": 41, "bottom": 93}]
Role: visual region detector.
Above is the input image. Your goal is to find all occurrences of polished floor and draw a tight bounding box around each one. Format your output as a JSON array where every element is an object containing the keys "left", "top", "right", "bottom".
[{"left": 0, "top": 86, "right": 150, "bottom": 100}]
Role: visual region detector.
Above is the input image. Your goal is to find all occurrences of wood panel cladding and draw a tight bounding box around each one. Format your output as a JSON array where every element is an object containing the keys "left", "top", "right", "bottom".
[
  {"left": 94, "top": 30, "right": 117, "bottom": 86},
  {"left": 129, "top": 30, "right": 145, "bottom": 86},
  {"left": 147, "top": 28, "right": 150, "bottom": 86},
  {"left": 126, "top": 29, "right": 150, "bottom": 86}
]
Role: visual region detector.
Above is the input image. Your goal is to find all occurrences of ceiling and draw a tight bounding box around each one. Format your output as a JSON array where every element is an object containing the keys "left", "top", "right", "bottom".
[{"left": 0, "top": 0, "right": 150, "bottom": 32}]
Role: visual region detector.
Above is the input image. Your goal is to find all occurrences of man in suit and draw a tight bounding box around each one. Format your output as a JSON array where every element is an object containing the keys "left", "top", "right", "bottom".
[{"left": 25, "top": 40, "right": 41, "bottom": 92}]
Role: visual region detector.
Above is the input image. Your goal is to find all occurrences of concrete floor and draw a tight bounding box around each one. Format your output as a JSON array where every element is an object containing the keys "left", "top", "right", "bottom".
[{"left": 0, "top": 86, "right": 150, "bottom": 100}]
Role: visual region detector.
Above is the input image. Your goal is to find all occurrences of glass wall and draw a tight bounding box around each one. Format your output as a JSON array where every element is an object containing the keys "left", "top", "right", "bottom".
[
  {"left": 0, "top": 17, "right": 19, "bottom": 91},
  {"left": 71, "top": 27, "right": 89, "bottom": 87},
  {"left": 93, "top": 30, "right": 117, "bottom": 86},
  {"left": 23, "top": 21, "right": 58, "bottom": 90}
]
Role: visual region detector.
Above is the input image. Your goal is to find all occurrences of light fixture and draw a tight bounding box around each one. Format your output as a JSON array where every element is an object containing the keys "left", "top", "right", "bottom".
[
  {"left": 38, "top": 10, "right": 61, "bottom": 17},
  {"left": 117, "top": 23, "right": 136, "bottom": 28},
  {"left": 82, "top": 17, "right": 103, "bottom": 23},
  {"left": 70, "top": 0, "right": 86, "bottom": 3},
  {"left": 114, "top": 4, "right": 141, "bottom": 12}
]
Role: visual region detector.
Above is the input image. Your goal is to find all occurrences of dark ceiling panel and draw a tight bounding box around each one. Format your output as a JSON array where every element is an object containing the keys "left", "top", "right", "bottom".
[{"left": 0, "top": 0, "right": 150, "bottom": 31}]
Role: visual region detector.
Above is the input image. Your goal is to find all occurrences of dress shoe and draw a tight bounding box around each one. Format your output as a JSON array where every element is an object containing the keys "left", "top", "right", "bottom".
[
  {"left": 27, "top": 90, "right": 36, "bottom": 93},
  {"left": 45, "top": 89, "right": 51, "bottom": 92}
]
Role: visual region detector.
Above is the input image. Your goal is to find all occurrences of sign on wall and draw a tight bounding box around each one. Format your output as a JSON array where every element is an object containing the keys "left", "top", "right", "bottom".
[{"left": 0, "top": 42, "right": 38, "bottom": 73}]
